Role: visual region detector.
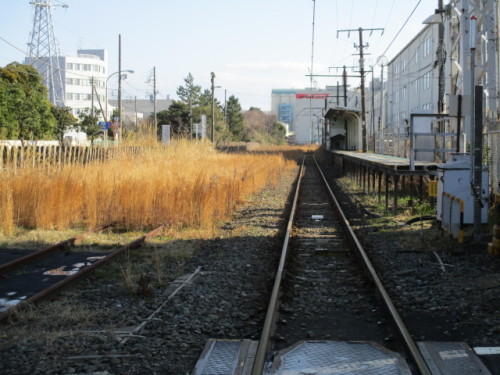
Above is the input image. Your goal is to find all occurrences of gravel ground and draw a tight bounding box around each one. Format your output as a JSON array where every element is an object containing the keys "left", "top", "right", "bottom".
[
  {"left": 322, "top": 158, "right": 500, "bottom": 372},
  {"left": 1, "top": 153, "right": 500, "bottom": 375}
]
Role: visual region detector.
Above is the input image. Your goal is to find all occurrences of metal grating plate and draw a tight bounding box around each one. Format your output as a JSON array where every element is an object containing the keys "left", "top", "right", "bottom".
[
  {"left": 270, "top": 341, "right": 411, "bottom": 375},
  {"left": 418, "top": 341, "right": 492, "bottom": 374},
  {"left": 192, "top": 339, "right": 258, "bottom": 375}
]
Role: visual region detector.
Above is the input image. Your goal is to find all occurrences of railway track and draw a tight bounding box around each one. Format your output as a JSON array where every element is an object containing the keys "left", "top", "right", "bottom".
[
  {"left": 0, "top": 225, "right": 164, "bottom": 321},
  {"left": 1, "top": 154, "right": 496, "bottom": 374},
  {"left": 194, "top": 155, "right": 491, "bottom": 375}
]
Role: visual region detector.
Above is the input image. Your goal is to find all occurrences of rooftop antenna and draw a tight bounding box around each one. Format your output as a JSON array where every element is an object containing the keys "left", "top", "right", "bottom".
[{"left": 27, "top": 0, "right": 68, "bottom": 106}]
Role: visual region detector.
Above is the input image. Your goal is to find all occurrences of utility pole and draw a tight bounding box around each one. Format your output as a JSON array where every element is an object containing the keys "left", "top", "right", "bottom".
[
  {"left": 134, "top": 96, "right": 138, "bottom": 130},
  {"left": 359, "top": 28, "right": 368, "bottom": 152},
  {"left": 336, "top": 81, "right": 339, "bottom": 106},
  {"left": 379, "top": 61, "right": 385, "bottom": 153},
  {"left": 469, "top": 15, "right": 483, "bottom": 240},
  {"left": 337, "top": 27, "right": 384, "bottom": 152},
  {"left": 437, "top": 0, "right": 445, "bottom": 114},
  {"left": 473, "top": 85, "right": 484, "bottom": 239},
  {"left": 118, "top": 34, "right": 122, "bottom": 142},
  {"left": 153, "top": 66, "right": 157, "bottom": 130},
  {"left": 211, "top": 72, "right": 215, "bottom": 143},
  {"left": 343, "top": 66, "right": 347, "bottom": 107},
  {"left": 485, "top": 0, "right": 498, "bottom": 119},
  {"left": 371, "top": 70, "right": 375, "bottom": 152},
  {"left": 307, "top": 65, "right": 360, "bottom": 108}
]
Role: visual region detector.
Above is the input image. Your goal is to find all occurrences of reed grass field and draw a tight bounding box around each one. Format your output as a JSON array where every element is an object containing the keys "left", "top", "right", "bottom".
[{"left": 0, "top": 141, "right": 298, "bottom": 235}]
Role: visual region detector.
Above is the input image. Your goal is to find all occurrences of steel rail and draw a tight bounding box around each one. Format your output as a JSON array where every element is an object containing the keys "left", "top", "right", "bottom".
[
  {"left": 251, "top": 156, "right": 306, "bottom": 375},
  {"left": 0, "top": 223, "right": 115, "bottom": 275},
  {"left": 0, "top": 225, "right": 165, "bottom": 322},
  {"left": 313, "top": 156, "right": 432, "bottom": 375}
]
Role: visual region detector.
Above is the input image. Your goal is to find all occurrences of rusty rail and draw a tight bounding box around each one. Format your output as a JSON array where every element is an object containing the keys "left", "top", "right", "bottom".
[
  {"left": 0, "top": 223, "right": 115, "bottom": 275},
  {"left": 313, "top": 156, "right": 431, "bottom": 375},
  {"left": 251, "top": 156, "right": 305, "bottom": 375},
  {"left": 0, "top": 225, "right": 164, "bottom": 322}
]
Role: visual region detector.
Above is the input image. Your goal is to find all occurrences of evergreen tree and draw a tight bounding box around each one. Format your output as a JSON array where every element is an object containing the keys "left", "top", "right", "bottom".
[
  {"left": 0, "top": 62, "right": 56, "bottom": 141},
  {"left": 226, "top": 95, "right": 244, "bottom": 141},
  {"left": 156, "top": 101, "right": 190, "bottom": 137},
  {"left": 51, "top": 106, "right": 77, "bottom": 144},
  {"left": 78, "top": 108, "right": 102, "bottom": 145},
  {"left": 176, "top": 73, "right": 202, "bottom": 105}
]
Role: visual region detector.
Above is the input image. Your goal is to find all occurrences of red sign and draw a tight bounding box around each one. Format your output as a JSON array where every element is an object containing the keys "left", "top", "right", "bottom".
[{"left": 295, "top": 93, "right": 329, "bottom": 99}]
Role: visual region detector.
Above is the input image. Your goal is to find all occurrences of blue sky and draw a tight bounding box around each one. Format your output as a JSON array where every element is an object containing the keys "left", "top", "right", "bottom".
[{"left": 1, "top": 0, "right": 437, "bottom": 111}]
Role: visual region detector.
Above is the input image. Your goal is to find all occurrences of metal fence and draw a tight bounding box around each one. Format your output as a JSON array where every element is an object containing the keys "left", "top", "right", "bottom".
[
  {"left": 485, "top": 129, "right": 500, "bottom": 195},
  {"left": 369, "top": 124, "right": 500, "bottom": 195}
]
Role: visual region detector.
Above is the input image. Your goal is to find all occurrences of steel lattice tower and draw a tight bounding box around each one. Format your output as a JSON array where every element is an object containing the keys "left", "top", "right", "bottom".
[{"left": 27, "top": 0, "right": 67, "bottom": 106}]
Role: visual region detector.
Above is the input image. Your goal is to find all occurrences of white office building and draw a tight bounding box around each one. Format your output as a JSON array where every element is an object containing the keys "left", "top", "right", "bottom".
[
  {"left": 26, "top": 49, "right": 108, "bottom": 117},
  {"left": 386, "top": 24, "right": 440, "bottom": 130},
  {"left": 63, "top": 49, "right": 108, "bottom": 117}
]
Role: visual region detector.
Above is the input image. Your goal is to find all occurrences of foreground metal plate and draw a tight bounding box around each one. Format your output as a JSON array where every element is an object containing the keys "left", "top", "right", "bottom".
[
  {"left": 192, "top": 339, "right": 258, "bottom": 375},
  {"left": 417, "top": 341, "right": 491, "bottom": 374},
  {"left": 269, "top": 341, "right": 411, "bottom": 375}
]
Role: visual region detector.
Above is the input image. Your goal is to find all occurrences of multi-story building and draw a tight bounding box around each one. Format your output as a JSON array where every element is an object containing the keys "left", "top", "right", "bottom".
[
  {"left": 378, "top": 0, "right": 499, "bottom": 188},
  {"left": 63, "top": 49, "right": 108, "bottom": 117},
  {"left": 27, "top": 49, "right": 108, "bottom": 117},
  {"left": 386, "top": 24, "right": 440, "bottom": 133}
]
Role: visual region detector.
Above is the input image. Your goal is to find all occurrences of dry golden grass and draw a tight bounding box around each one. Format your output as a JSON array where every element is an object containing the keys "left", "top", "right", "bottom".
[
  {"left": 246, "top": 144, "right": 319, "bottom": 153},
  {"left": 0, "top": 140, "right": 296, "bottom": 234},
  {"left": 246, "top": 144, "right": 321, "bottom": 162}
]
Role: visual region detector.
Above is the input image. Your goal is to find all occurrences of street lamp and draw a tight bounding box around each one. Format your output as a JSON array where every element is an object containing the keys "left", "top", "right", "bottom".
[{"left": 105, "top": 70, "right": 134, "bottom": 122}]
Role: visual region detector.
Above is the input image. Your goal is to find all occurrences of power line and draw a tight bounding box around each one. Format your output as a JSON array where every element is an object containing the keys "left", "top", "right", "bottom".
[
  {"left": 0, "top": 36, "right": 89, "bottom": 80},
  {"left": 378, "top": 0, "right": 423, "bottom": 61}
]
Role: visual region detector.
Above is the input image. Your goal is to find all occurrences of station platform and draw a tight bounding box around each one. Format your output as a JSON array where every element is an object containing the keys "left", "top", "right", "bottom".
[
  {"left": 330, "top": 150, "right": 438, "bottom": 175},
  {"left": 328, "top": 150, "right": 438, "bottom": 214}
]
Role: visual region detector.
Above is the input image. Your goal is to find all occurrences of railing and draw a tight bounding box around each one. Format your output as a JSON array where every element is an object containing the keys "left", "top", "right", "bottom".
[{"left": 441, "top": 192, "right": 464, "bottom": 243}]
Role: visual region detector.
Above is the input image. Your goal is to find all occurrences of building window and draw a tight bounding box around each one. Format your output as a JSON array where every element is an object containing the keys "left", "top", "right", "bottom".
[
  {"left": 66, "top": 63, "right": 73, "bottom": 70},
  {"left": 423, "top": 72, "right": 432, "bottom": 89},
  {"left": 423, "top": 37, "right": 432, "bottom": 57},
  {"left": 278, "top": 103, "right": 292, "bottom": 124}
]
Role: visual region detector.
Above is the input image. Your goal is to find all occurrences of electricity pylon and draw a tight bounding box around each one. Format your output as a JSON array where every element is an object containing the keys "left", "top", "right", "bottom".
[{"left": 27, "top": 0, "right": 67, "bottom": 106}]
